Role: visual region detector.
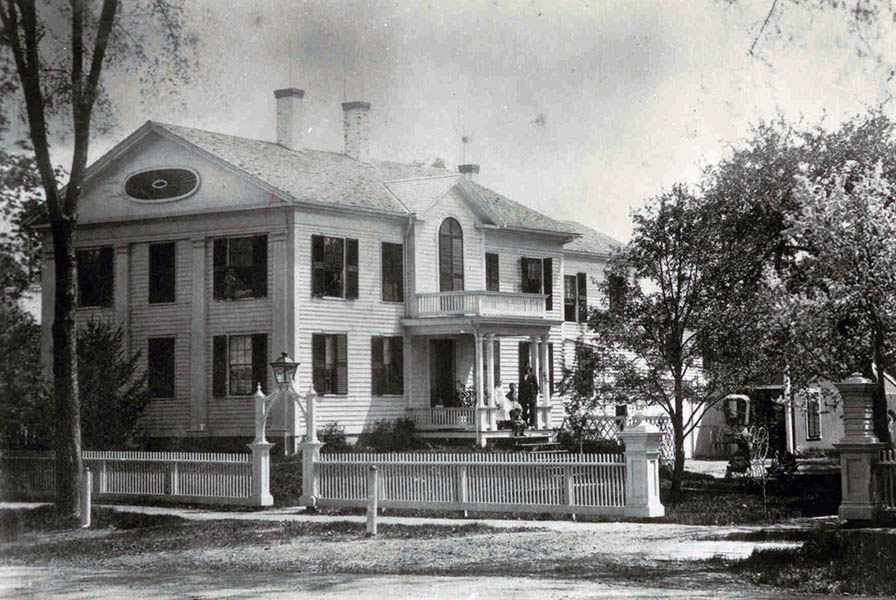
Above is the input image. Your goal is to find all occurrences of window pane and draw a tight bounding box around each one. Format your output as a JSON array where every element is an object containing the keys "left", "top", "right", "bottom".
[{"left": 228, "top": 335, "right": 253, "bottom": 395}]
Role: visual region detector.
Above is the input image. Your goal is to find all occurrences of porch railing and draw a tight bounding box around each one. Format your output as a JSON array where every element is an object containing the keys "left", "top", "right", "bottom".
[
  {"left": 415, "top": 291, "right": 547, "bottom": 318},
  {"left": 410, "top": 407, "right": 477, "bottom": 430}
]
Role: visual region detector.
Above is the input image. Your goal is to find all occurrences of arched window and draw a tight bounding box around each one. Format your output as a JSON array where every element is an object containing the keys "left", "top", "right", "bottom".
[{"left": 439, "top": 217, "right": 464, "bottom": 291}]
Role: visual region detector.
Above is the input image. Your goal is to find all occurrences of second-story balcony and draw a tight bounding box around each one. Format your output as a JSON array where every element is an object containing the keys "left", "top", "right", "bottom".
[{"left": 415, "top": 291, "right": 547, "bottom": 319}]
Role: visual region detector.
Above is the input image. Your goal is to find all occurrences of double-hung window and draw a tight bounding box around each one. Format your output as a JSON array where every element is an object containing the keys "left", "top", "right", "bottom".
[
  {"left": 485, "top": 253, "right": 499, "bottom": 292},
  {"left": 147, "top": 337, "right": 175, "bottom": 398},
  {"left": 806, "top": 399, "right": 821, "bottom": 441},
  {"left": 312, "top": 235, "right": 359, "bottom": 299},
  {"left": 213, "top": 236, "right": 267, "bottom": 300},
  {"left": 381, "top": 242, "right": 403, "bottom": 302},
  {"left": 608, "top": 274, "right": 626, "bottom": 313},
  {"left": 520, "top": 256, "right": 553, "bottom": 310},
  {"left": 564, "top": 273, "right": 588, "bottom": 322},
  {"left": 77, "top": 247, "right": 114, "bottom": 307},
  {"left": 312, "top": 333, "right": 348, "bottom": 395},
  {"left": 212, "top": 334, "right": 268, "bottom": 397},
  {"left": 371, "top": 336, "right": 403, "bottom": 395},
  {"left": 149, "top": 242, "right": 176, "bottom": 304}
]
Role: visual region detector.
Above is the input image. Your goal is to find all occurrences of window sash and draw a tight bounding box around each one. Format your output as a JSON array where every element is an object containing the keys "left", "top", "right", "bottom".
[
  {"left": 372, "top": 336, "right": 403, "bottom": 396},
  {"left": 439, "top": 218, "right": 464, "bottom": 292},
  {"left": 807, "top": 400, "right": 821, "bottom": 440},
  {"left": 564, "top": 275, "right": 577, "bottom": 322},
  {"left": 485, "top": 253, "right": 499, "bottom": 292},
  {"left": 381, "top": 242, "right": 404, "bottom": 302},
  {"left": 149, "top": 242, "right": 176, "bottom": 304},
  {"left": 147, "top": 337, "right": 175, "bottom": 398},
  {"left": 312, "top": 235, "right": 359, "bottom": 299},
  {"left": 313, "top": 333, "right": 348, "bottom": 395},
  {"left": 77, "top": 247, "right": 114, "bottom": 307},
  {"left": 213, "top": 236, "right": 267, "bottom": 300},
  {"left": 228, "top": 335, "right": 254, "bottom": 396}
]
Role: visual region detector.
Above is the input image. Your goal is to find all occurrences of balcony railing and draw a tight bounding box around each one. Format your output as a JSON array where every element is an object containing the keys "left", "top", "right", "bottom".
[{"left": 415, "top": 291, "right": 547, "bottom": 319}]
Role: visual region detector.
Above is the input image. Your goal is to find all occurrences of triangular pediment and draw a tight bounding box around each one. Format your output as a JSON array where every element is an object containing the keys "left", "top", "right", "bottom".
[{"left": 75, "top": 124, "right": 287, "bottom": 224}]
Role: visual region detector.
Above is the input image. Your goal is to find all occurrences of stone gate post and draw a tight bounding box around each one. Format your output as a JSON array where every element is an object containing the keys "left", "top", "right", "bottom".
[
  {"left": 619, "top": 418, "right": 665, "bottom": 518},
  {"left": 833, "top": 374, "right": 886, "bottom": 522}
]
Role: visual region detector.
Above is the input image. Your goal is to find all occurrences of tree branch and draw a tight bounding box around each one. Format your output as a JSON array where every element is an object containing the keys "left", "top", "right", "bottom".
[{"left": 749, "top": 0, "right": 779, "bottom": 57}]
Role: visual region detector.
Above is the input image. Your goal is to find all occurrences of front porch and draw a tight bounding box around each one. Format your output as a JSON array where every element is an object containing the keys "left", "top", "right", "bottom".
[{"left": 401, "top": 290, "right": 563, "bottom": 447}]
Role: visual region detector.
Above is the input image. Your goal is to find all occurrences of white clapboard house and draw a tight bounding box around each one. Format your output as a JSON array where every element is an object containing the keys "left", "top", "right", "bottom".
[{"left": 39, "top": 88, "right": 625, "bottom": 450}]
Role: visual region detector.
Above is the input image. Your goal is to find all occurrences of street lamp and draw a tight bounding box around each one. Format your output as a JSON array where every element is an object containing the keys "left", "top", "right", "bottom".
[{"left": 270, "top": 352, "right": 299, "bottom": 388}]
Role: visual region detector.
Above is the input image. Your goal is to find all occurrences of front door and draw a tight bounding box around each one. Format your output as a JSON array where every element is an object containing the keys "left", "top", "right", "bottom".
[{"left": 430, "top": 339, "right": 455, "bottom": 407}]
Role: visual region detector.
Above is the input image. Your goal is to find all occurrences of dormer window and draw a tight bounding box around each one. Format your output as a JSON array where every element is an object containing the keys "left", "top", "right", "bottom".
[{"left": 125, "top": 167, "right": 199, "bottom": 202}]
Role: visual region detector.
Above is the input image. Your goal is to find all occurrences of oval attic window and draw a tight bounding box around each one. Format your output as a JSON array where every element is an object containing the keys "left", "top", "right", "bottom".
[{"left": 125, "top": 168, "right": 199, "bottom": 202}]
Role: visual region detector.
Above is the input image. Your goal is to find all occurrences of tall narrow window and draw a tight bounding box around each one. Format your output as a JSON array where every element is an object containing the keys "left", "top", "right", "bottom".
[
  {"left": 564, "top": 275, "right": 577, "bottom": 322},
  {"left": 608, "top": 274, "right": 626, "bottom": 313},
  {"left": 312, "top": 333, "right": 348, "bottom": 395},
  {"left": 311, "top": 235, "right": 359, "bottom": 299},
  {"left": 371, "top": 336, "right": 404, "bottom": 395},
  {"left": 485, "top": 252, "right": 499, "bottom": 291},
  {"left": 381, "top": 242, "right": 404, "bottom": 302},
  {"left": 149, "top": 242, "right": 176, "bottom": 304},
  {"left": 77, "top": 247, "right": 114, "bottom": 307},
  {"left": 439, "top": 217, "right": 464, "bottom": 292},
  {"left": 147, "top": 337, "right": 175, "bottom": 398},
  {"left": 807, "top": 400, "right": 821, "bottom": 441},
  {"left": 521, "top": 257, "right": 552, "bottom": 310},
  {"left": 212, "top": 236, "right": 267, "bottom": 300},
  {"left": 211, "top": 333, "right": 267, "bottom": 397}
]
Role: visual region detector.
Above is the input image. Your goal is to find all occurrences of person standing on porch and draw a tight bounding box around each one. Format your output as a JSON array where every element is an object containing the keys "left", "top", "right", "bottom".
[{"left": 520, "top": 367, "right": 537, "bottom": 428}]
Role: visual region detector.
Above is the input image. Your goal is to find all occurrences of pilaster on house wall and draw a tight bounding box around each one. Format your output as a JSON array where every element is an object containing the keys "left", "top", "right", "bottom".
[
  {"left": 114, "top": 244, "right": 130, "bottom": 354},
  {"left": 269, "top": 230, "right": 291, "bottom": 434},
  {"left": 189, "top": 237, "right": 207, "bottom": 432}
]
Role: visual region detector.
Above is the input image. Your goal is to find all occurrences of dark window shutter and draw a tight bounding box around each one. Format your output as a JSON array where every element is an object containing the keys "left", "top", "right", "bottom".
[
  {"left": 371, "top": 337, "right": 384, "bottom": 395},
  {"left": 148, "top": 337, "right": 175, "bottom": 398},
  {"left": 336, "top": 334, "right": 348, "bottom": 394},
  {"left": 493, "top": 340, "right": 501, "bottom": 387},
  {"left": 312, "top": 334, "right": 326, "bottom": 394},
  {"left": 543, "top": 258, "right": 553, "bottom": 310},
  {"left": 99, "top": 247, "right": 114, "bottom": 306},
  {"left": 252, "top": 334, "right": 267, "bottom": 394},
  {"left": 252, "top": 236, "right": 267, "bottom": 298},
  {"left": 577, "top": 272, "right": 588, "bottom": 322},
  {"left": 213, "top": 239, "right": 227, "bottom": 299},
  {"left": 520, "top": 258, "right": 530, "bottom": 293},
  {"left": 213, "top": 335, "right": 227, "bottom": 397},
  {"left": 392, "top": 337, "right": 404, "bottom": 395},
  {"left": 345, "top": 238, "right": 359, "bottom": 299},
  {"left": 311, "top": 236, "right": 325, "bottom": 296},
  {"left": 548, "top": 343, "right": 555, "bottom": 393}
]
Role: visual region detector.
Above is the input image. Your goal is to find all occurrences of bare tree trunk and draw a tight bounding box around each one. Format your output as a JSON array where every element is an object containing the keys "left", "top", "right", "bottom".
[
  {"left": 670, "top": 378, "right": 685, "bottom": 499},
  {"left": 51, "top": 219, "right": 81, "bottom": 518}
]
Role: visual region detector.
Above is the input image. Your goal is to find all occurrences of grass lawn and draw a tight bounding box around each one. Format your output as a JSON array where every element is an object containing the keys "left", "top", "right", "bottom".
[{"left": 718, "top": 530, "right": 896, "bottom": 597}]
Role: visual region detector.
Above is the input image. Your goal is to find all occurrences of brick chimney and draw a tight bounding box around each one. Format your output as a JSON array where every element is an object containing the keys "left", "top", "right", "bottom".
[
  {"left": 458, "top": 164, "right": 480, "bottom": 182},
  {"left": 274, "top": 88, "right": 305, "bottom": 150},
  {"left": 342, "top": 101, "right": 371, "bottom": 162}
]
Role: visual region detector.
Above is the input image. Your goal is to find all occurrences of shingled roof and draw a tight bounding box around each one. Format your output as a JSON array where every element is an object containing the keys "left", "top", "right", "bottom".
[{"left": 559, "top": 220, "right": 624, "bottom": 256}]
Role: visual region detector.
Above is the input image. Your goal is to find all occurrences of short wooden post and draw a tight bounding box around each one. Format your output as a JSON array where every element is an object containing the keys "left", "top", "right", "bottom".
[
  {"left": 366, "top": 465, "right": 378, "bottom": 536},
  {"left": 619, "top": 417, "right": 665, "bottom": 518},
  {"left": 834, "top": 374, "right": 886, "bottom": 522},
  {"left": 80, "top": 469, "right": 92, "bottom": 528}
]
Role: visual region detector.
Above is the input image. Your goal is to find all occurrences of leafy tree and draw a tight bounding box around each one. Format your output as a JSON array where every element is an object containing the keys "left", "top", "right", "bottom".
[
  {"left": 567, "top": 186, "right": 769, "bottom": 495},
  {"left": 0, "top": 0, "right": 191, "bottom": 517},
  {"left": 699, "top": 113, "right": 896, "bottom": 443},
  {"left": 77, "top": 320, "right": 149, "bottom": 449}
]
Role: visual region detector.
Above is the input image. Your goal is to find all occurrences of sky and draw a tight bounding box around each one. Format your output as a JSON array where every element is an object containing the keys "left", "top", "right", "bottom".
[{"left": 24, "top": 0, "right": 896, "bottom": 242}]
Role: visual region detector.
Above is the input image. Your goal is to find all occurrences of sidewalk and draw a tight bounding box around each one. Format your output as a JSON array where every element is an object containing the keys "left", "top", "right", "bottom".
[{"left": 2, "top": 501, "right": 803, "bottom": 560}]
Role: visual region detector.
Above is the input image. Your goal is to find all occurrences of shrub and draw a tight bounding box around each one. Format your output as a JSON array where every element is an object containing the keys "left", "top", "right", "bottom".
[
  {"left": 557, "top": 428, "right": 624, "bottom": 454},
  {"left": 271, "top": 455, "right": 302, "bottom": 506},
  {"left": 356, "top": 418, "right": 423, "bottom": 452},
  {"left": 318, "top": 422, "right": 350, "bottom": 453}
]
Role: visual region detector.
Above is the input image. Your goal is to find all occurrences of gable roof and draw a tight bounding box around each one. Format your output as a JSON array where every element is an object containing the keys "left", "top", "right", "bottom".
[
  {"left": 559, "top": 220, "right": 624, "bottom": 257},
  {"left": 383, "top": 174, "right": 461, "bottom": 214}
]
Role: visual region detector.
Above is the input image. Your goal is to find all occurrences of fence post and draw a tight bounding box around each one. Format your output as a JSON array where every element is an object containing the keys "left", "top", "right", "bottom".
[
  {"left": 80, "top": 469, "right": 92, "bottom": 528},
  {"left": 246, "top": 441, "right": 274, "bottom": 507},
  {"left": 100, "top": 459, "right": 107, "bottom": 494},
  {"left": 366, "top": 465, "right": 378, "bottom": 536},
  {"left": 833, "top": 374, "right": 886, "bottom": 522},
  {"left": 619, "top": 418, "right": 665, "bottom": 518}
]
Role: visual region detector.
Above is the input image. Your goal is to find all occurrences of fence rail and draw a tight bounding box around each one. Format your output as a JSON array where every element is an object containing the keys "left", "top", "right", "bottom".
[
  {"left": 314, "top": 452, "right": 626, "bottom": 515},
  {"left": 0, "top": 450, "right": 253, "bottom": 505}
]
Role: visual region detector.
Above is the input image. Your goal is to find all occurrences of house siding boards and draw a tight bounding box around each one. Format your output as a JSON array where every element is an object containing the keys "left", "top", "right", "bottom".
[{"left": 293, "top": 210, "right": 408, "bottom": 434}]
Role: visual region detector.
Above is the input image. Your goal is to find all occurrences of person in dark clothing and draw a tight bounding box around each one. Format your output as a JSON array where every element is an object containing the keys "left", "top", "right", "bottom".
[{"left": 524, "top": 367, "right": 540, "bottom": 427}]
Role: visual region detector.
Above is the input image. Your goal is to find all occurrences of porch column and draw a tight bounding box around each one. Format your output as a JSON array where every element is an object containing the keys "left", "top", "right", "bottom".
[
  {"left": 474, "top": 331, "right": 486, "bottom": 447},
  {"left": 269, "top": 232, "right": 289, "bottom": 443},
  {"left": 486, "top": 333, "right": 497, "bottom": 431},
  {"left": 538, "top": 333, "right": 551, "bottom": 429}
]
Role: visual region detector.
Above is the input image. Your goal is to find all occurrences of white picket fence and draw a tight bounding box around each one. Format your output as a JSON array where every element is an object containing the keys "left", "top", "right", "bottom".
[
  {"left": 313, "top": 452, "right": 627, "bottom": 515},
  {"left": 0, "top": 450, "right": 253, "bottom": 506},
  {"left": 877, "top": 448, "right": 896, "bottom": 511}
]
